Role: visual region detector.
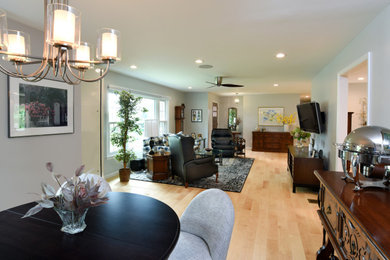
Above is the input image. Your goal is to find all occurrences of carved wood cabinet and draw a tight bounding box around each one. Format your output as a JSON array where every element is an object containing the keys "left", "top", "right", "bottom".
[
  {"left": 252, "top": 131, "right": 293, "bottom": 153},
  {"left": 315, "top": 170, "right": 390, "bottom": 260}
]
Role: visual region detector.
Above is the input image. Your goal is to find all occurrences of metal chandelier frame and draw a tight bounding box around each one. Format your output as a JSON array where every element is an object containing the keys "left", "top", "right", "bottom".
[{"left": 0, "top": 0, "right": 117, "bottom": 85}]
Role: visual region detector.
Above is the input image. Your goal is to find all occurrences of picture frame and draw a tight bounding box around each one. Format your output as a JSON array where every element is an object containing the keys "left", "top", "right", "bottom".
[
  {"left": 8, "top": 77, "right": 74, "bottom": 137},
  {"left": 258, "top": 107, "right": 284, "bottom": 126},
  {"left": 191, "top": 109, "right": 202, "bottom": 122}
]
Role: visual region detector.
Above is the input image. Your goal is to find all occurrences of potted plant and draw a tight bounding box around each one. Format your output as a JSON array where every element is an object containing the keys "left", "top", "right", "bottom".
[
  {"left": 290, "top": 127, "right": 311, "bottom": 148},
  {"left": 111, "top": 90, "right": 145, "bottom": 182}
]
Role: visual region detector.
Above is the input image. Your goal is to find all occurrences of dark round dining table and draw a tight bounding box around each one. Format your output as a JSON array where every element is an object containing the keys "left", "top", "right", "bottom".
[{"left": 0, "top": 192, "right": 180, "bottom": 259}]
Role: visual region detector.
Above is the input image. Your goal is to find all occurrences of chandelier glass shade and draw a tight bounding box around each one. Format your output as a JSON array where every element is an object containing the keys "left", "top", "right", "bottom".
[{"left": 0, "top": 0, "right": 120, "bottom": 85}]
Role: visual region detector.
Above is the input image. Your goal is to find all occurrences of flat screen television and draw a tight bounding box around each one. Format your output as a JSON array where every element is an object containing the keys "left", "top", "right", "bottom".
[{"left": 296, "top": 102, "right": 325, "bottom": 134}]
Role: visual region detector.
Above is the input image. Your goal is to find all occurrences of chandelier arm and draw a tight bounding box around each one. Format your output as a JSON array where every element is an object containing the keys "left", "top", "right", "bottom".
[
  {"left": 58, "top": 51, "right": 64, "bottom": 78},
  {"left": 20, "top": 65, "right": 50, "bottom": 82},
  {"left": 0, "top": 63, "right": 23, "bottom": 77},
  {"left": 64, "top": 71, "right": 81, "bottom": 85},
  {"left": 52, "top": 56, "right": 59, "bottom": 77},
  {"left": 14, "top": 62, "right": 21, "bottom": 76},
  {"left": 3, "top": 58, "right": 49, "bottom": 78},
  {"left": 61, "top": 73, "right": 72, "bottom": 84},
  {"left": 65, "top": 58, "right": 111, "bottom": 83},
  {"left": 0, "top": 60, "right": 33, "bottom": 78}
]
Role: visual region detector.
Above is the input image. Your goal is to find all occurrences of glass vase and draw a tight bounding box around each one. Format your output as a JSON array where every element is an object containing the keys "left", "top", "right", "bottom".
[
  {"left": 54, "top": 207, "right": 89, "bottom": 234},
  {"left": 296, "top": 139, "right": 303, "bottom": 148}
]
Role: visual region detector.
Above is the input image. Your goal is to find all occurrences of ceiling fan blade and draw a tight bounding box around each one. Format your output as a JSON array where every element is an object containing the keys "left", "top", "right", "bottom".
[
  {"left": 206, "top": 81, "right": 218, "bottom": 85},
  {"left": 221, "top": 83, "right": 244, "bottom": 88}
]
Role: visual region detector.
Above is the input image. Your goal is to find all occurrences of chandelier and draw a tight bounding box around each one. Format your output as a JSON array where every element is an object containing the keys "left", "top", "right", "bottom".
[{"left": 0, "top": 0, "right": 120, "bottom": 85}]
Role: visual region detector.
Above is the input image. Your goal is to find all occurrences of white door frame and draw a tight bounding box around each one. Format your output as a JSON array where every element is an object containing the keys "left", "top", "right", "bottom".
[{"left": 335, "top": 52, "right": 371, "bottom": 171}]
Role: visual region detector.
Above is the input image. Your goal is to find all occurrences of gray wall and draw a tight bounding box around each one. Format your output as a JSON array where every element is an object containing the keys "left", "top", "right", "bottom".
[
  {"left": 242, "top": 94, "right": 300, "bottom": 149},
  {"left": 0, "top": 20, "right": 82, "bottom": 210},
  {"left": 312, "top": 5, "right": 390, "bottom": 171},
  {"left": 184, "top": 93, "right": 209, "bottom": 143}
]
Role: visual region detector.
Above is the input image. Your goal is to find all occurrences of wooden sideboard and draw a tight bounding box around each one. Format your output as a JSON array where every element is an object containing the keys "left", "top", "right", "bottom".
[
  {"left": 288, "top": 146, "right": 323, "bottom": 193},
  {"left": 252, "top": 131, "right": 293, "bottom": 152},
  {"left": 315, "top": 170, "right": 390, "bottom": 259}
]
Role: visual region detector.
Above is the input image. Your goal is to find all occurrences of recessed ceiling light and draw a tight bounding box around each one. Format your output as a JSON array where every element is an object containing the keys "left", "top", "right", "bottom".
[
  {"left": 130, "top": 65, "right": 137, "bottom": 70},
  {"left": 188, "top": 86, "right": 192, "bottom": 89},
  {"left": 273, "top": 83, "right": 279, "bottom": 87},
  {"left": 195, "top": 59, "right": 203, "bottom": 64},
  {"left": 276, "top": 53, "right": 286, "bottom": 59},
  {"left": 358, "top": 77, "right": 365, "bottom": 81},
  {"left": 305, "top": 95, "right": 310, "bottom": 98}
]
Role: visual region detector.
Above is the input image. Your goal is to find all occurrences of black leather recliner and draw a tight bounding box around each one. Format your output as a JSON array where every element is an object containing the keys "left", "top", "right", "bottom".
[
  {"left": 211, "top": 128, "right": 235, "bottom": 157},
  {"left": 168, "top": 135, "right": 218, "bottom": 188}
]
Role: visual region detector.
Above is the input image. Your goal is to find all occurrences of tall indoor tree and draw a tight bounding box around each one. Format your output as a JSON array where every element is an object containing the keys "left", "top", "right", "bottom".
[{"left": 111, "top": 90, "right": 146, "bottom": 182}]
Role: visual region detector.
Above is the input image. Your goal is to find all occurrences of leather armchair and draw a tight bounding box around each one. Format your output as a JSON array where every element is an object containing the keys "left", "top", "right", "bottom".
[
  {"left": 168, "top": 135, "right": 218, "bottom": 188},
  {"left": 211, "top": 128, "right": 235, "bottom": 157}
]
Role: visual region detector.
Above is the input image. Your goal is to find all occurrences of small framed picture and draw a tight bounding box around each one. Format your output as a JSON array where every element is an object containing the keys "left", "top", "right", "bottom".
[
  {"left": 8, "top": 77, "right": 74, "bottom": 137},
  {"left": 191, "top": 109, "right": 202, "bottom": 122}
]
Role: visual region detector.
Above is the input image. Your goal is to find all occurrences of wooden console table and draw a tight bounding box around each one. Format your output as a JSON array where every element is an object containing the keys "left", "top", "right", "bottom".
[
  {"left": 315, "top": 170, "right": 390, "bottom": 259},
  {"left": 252, "top": 131, "right": 293, "bottom": 152},
  {"left": 288, "top": 146, "right": 323, "bottom": 193},
  {"left": 147, "top": 154, "right": 170, "bottom": 180}
]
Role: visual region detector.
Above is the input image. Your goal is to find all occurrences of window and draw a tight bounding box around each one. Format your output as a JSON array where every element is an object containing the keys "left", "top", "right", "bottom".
[{"left": 107, "top": 88, "right": 169, "bottom": 158}]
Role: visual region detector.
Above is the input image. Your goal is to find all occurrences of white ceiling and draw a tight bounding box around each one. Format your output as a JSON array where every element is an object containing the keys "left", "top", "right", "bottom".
[{"left": 1, "top": 0, "right": 389, "bottom": 96}]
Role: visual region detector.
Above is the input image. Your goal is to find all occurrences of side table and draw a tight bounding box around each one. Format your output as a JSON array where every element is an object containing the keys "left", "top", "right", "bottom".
[{"left": 147, "top": 154, "right": 170, "bottom": 180}]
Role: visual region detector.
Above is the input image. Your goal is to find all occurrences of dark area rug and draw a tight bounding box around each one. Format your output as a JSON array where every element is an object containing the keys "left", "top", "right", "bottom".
[{"left": 130, "top": 157, "right": 254, "bottom": 192}]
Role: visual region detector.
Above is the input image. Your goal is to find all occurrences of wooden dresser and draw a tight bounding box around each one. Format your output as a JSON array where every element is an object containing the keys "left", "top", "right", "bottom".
[
  {"left": 252, "top": 131, "right": 293, "bottom": 152},
  {"left": 287, "top": 146, "right": 323, "bottom": 193},
  {"left": 315, "top": 170, "right": 390, "bottom": 259}
]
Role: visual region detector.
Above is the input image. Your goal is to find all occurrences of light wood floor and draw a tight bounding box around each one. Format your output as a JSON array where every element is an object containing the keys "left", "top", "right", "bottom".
[{"left": 108, "top": 150, "right": 322, "bottom": 259}]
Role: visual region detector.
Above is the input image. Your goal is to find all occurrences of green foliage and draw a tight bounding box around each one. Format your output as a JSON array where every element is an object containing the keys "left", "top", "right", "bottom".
[
  {"left": 290, "top": 127, "right": 311, "bottom": 140},
  {"left": 110, "top": 90, "right": 145, "bottom": 168}
]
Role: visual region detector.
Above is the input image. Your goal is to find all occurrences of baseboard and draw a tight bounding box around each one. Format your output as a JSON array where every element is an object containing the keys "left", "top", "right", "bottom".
[{"left": 104, "top": 171, "right": 118, "bottom": 180}]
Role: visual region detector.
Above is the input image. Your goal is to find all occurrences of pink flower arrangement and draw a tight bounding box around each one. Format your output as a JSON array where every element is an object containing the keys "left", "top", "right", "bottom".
[
  {"left": 25, "top": 101, "right": 50, "bottom": 118},
  {"left": 22, "top": 163, "right": 110, "bottom": 218}
]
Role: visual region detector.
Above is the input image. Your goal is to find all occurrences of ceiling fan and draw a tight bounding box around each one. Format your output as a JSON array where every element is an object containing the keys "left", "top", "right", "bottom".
[{"left": 206, "top": 76, "right": 244, "bottom": 88}]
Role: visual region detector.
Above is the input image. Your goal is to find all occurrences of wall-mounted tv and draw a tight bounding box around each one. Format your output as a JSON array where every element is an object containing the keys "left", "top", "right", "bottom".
[{"left": 296, "top": 102, "right": 325, "bottom": 134}]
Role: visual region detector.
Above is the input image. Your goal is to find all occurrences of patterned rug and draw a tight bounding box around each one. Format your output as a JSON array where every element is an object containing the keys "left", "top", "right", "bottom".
[{"left": 130, "top": 157, "right": 254, "bottom": 192}]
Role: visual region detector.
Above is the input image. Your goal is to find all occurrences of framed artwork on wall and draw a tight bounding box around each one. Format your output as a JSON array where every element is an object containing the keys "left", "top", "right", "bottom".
[
  {"left": 258, "top": 107, "right": 284, "bottom": 126},
  {"left": 8, "top": 77, "right": 74, "bottom": 137},
  {"left": 191, "top": 109, "right": 202, "bottom": 122}
]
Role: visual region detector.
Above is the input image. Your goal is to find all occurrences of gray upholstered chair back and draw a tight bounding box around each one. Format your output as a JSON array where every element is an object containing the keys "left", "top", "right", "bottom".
[
  {"left": 168, "top": 135, "right": 195, "bottom": 177},
  {"left": 180, "top": 189, "right": 235, "bottom": 260}
]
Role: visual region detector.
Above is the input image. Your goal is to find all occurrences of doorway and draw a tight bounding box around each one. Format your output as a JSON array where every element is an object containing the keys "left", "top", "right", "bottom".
[
  {"left": 336, "top": 53, "right": 370, "bottom": 171},
  {"left": 212, "top": 102, "right": 218, "bottom": 129}
]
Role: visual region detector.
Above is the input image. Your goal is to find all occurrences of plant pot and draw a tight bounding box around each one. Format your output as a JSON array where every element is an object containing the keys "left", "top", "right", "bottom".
[{"left": 119, "top": 168, "right": 130, "bottom": 182}]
